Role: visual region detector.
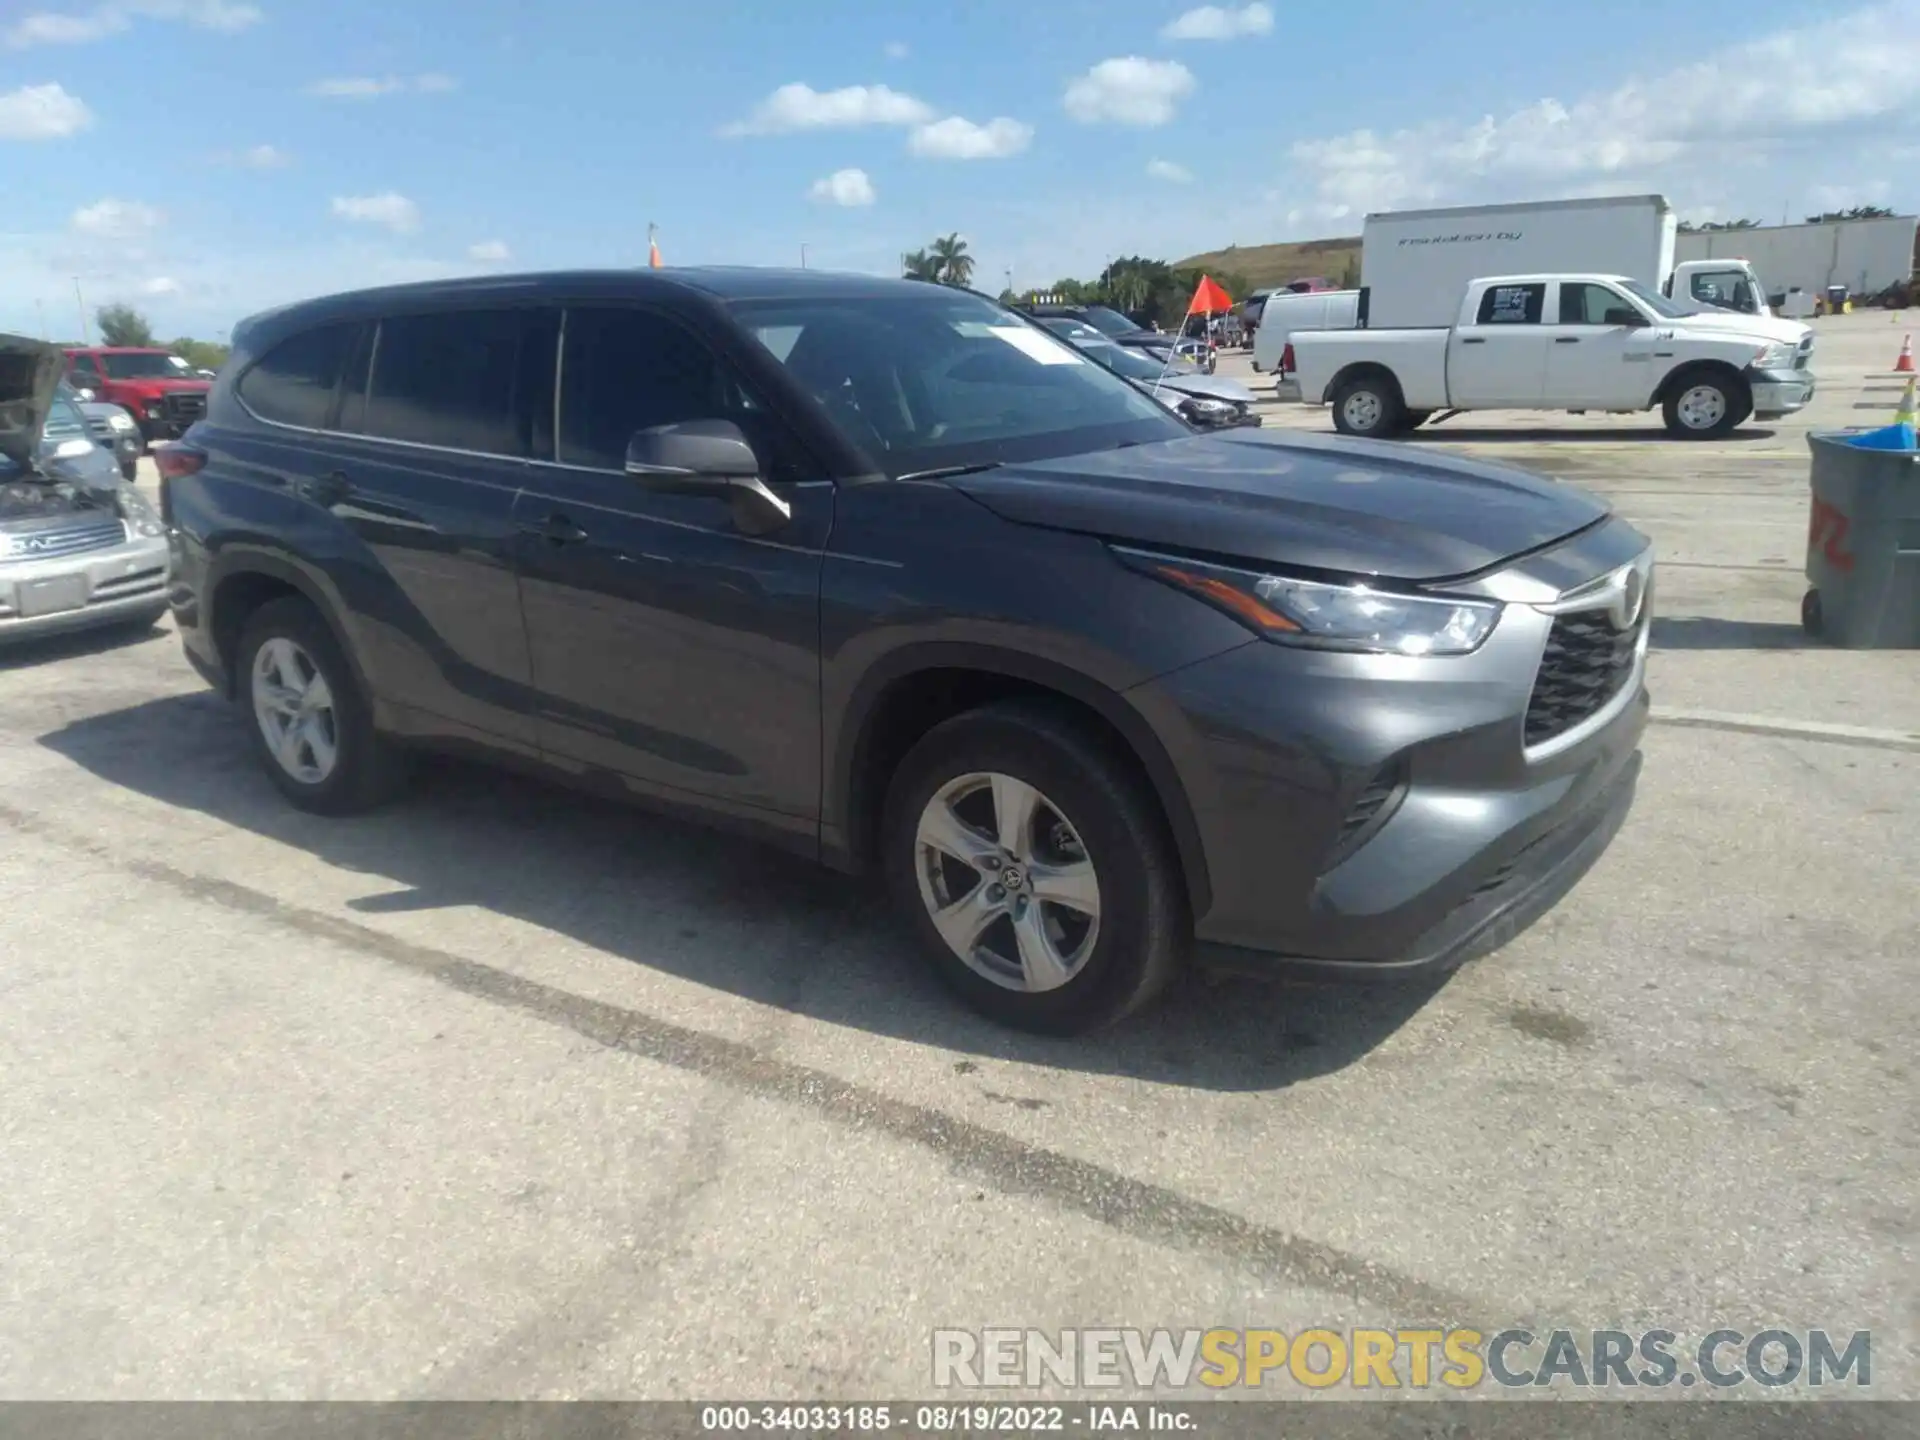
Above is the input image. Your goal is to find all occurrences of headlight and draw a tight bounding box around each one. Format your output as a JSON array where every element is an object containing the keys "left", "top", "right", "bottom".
[
  {"left": 118, "top": 486, "right": 166, "bottom": 538},
  {"left": 1755, "top": 343, "right": 1796, "bottom": 370},
  {"left": 107, "top": 412, "right": 136, "bottom": 433},
  {"left": 1180, "top": 396, "right": 1236, "bottom": 417},
  {"left": 1115, "top": 548, "right": 1503, "bottom": 655}
]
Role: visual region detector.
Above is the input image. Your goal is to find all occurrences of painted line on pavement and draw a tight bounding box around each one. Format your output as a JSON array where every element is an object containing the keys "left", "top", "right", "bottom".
[{"left": 1653, "top": 707, "right": 1920, "bottom": 754}]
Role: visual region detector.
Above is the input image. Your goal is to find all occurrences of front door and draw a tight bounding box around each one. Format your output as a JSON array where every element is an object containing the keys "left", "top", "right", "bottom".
[
  {"left": 1543, "top": 281, "right": 1659, "bottom": 409},
  {"left": 513, "top": 304, "right": 832, "bottom": 837},
  {"left": 1448, "top": 281, "right": 1550, "bottom": 408}
]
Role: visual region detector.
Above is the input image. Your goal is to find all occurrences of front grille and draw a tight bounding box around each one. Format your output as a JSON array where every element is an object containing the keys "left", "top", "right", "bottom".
[
  {"left": 1524, "top": 610, "right": 1643, "bottom": 747},
  {"left": 85, "top": 418, "right": 115, "bottom": 443},
  {"left": 166, "top": 392, "right": 207, "bottom": 423},
  {"left": 1, "top": 518, "right": 126, "bottom": 561},
  {"left": 1796, "top": 335, "right": 1815, "bottom": 368}
]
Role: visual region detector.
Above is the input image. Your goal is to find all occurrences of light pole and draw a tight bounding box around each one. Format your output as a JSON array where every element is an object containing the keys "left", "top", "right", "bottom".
[{"left": 801, "top": 244, "right": 809, "bottom": 269}]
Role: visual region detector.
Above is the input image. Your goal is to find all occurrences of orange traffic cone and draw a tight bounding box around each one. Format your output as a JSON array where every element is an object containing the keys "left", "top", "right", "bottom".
[{"left": 1894, "top": 333, "right": 1915, "bottom": 373}]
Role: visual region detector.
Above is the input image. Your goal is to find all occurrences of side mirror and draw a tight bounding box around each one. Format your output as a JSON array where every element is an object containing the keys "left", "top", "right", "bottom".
[
  {"left": 625, "top": 419, "right": 792, "bottom": 528},
  {"left": 75, "top": 387, "right": 96, "bottom": 402},
  {"left": 1603, "top": 307, "right": 1646, "bottom": 328}
]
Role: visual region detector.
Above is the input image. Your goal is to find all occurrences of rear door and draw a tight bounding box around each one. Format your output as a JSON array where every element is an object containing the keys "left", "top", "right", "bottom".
[
  {"left": 511, "top": 302, "right": 831, "bottom": 835},
  {"left": 1544, "top": 281, "right": 1660, "bottom": 408},
  {"left": 1448, "top": 282, "right": 1550, "bottom": 407},
  {"left": 314, "top": 306, "right": 554, "bottom": 749}
]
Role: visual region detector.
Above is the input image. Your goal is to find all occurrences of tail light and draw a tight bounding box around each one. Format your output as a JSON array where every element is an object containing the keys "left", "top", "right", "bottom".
[
  {"left": 1280, "top": 343, "right": 1296, "bottom": 374},
  {"left": 153, "top": 443, "right": 205, "bottom": 480}
]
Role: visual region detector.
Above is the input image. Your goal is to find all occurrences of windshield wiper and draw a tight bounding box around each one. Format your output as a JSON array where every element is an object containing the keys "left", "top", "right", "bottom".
[{"left": 896, "top": 461, "right": 1005, "bottom": 483}]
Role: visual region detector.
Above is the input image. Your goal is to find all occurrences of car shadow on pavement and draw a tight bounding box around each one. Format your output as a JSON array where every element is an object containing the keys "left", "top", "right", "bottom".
[
  {"left": 39, "top": 691, "right": 1449, "bottom": 1094},
  {"left": 0, "top": 618, "right": 170, "bottom": 671},
  {"left": 1650, "top": 615, "right": 1810, "bottom": 650}
]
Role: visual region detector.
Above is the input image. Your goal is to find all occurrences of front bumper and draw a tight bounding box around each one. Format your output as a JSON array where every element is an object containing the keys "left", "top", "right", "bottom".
[
  {"left": 1747, "top": 366, "right": 1815, "bottom": 419},
  {"left": 1129, "top": 516, "right": 1651, "bottom": 978},
  {"left": 0, "top": 532, "right": 171, "bottom": 642}
]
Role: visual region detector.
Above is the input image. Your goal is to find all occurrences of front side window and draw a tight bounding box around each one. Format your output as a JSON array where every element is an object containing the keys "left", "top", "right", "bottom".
[
  {"left": 238, "top": 322, "right": 357, "bottom": 430},
  {"left": 101, "top": 352, "right": 188, "bottom": 379},
  {"left": 1619, "top": 279, "right": 1702, "bottom": 319},
  {"left": 68, "top": 355, "right": 101, "bottom": 382},
  {"left": 1476, "top": 284, "right": 1546, "bottom": 325},
  {"left": 557, "top": 306, "right": 804, "bottom": 478},
  {"left": 732, "top": 290, "right": 1184, "bottom": 476},
  {"left": 365, "top": 309, "right": 551, "bottom": 457},
  {"left": 1558, "top": 283, "right": 1636, "bottom": 326}
]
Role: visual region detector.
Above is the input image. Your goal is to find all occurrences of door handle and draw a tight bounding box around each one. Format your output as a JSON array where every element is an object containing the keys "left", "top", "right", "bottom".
[
  {"left": 522, "top": 512, "right": 590, "bottom": 545},
  {"left": 1460, "top": 337, "right": 1486, "bottom": 345},
  {"left": 1555, "top": 337, "right": 1581, "bottom": 344}
]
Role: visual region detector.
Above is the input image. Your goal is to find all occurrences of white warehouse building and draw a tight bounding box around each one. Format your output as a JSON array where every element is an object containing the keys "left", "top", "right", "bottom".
[{"left": 1675, "top": 215, "right": 1917, "bottom": 301}]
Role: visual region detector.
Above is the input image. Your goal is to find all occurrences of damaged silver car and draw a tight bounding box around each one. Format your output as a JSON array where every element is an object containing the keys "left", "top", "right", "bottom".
[{"left": 2, "top": 334, "right": 170, "bottom": 643}]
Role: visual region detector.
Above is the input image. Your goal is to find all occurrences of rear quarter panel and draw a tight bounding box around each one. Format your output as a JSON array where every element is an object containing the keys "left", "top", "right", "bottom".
[{"left": 1290, "top": 330, "right": 1450, "bottom": 408}]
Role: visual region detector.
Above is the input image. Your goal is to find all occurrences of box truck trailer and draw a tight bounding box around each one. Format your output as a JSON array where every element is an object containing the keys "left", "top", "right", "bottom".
[{"left": 1358, "top": 195, "right": 1772, "bottom": 326}]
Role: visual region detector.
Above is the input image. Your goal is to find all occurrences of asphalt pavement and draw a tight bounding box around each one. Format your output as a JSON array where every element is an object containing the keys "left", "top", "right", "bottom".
[{"left": 1, "top": 310, "right": 1914, "bottom": 1404}]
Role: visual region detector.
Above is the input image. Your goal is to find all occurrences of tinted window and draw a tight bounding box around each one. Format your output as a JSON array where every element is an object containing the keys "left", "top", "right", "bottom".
[
  {"left": 68, "top": 354, "right": 102, "bottom": 381},
  {"left": 1476, "top": 284, "right": 1546, "bottom": 325},
  {"left": 558, "top": 306, "right": 803, "bottom": 478},
  {"left": 366, "top": 309, "right": 550, "bottom": 456},
  {"left": 1558, "top": 283, "right": 1635, "bottom": 326},
  {"left": 238, "top": 323, "right": 355, "bottom": 430},
  {"left": 732, "top": 290, "right": 1183, "bottom": 477}
]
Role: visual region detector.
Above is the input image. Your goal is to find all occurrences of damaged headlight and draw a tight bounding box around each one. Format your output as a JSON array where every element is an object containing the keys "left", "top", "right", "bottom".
[{"left": 118, "top": 485, "right": 166, "bottom": 538}]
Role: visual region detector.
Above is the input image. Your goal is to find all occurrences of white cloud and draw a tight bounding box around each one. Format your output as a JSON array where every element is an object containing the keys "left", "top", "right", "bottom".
[
  {"left": 307, "top": 74, "right": 454, "bottom": 99},
  {"left": 723, "top": 82, "right": 933, "bottom": 136},
  {"left": 72, "top": 198, "right": 165, "bottom": 239},
  {"left": 884, "top": 40, "right": 908, "bottom": 60},
  {"left": 1161, "top": 3, "right": 1273, "bottom": 41},
  {"left": 5, "top": 0, "right": 259, "bottom": 48},
  {"left": 0, "top": 81, "right": 94, "bottom": 138},
  {"left": 909, "top": 115, "right": 1032, "bottom": 160},
  {"left": 467, "top": 239, "right": 511, "bottom": 262},
  {"left": 331, "top": 192, "right": 421, "bottom": 235},
  {"left": 1285, "top": 2, "right": 1920, "bottom": 218},
  {"left": 808, "top": 167, "right": 877, "bottom": 206},
  {"left": 1146, "top": 158, "right": 1194, "bottom": 183},
  {"left": 143, "top": 276, "right": 181, "bottom": 295},
  {"left": 239, "top": 142, "right": 289, "bottom": 168},
  {"left": 1063, "top": 57, "right": 1194, "bottom": 127}
]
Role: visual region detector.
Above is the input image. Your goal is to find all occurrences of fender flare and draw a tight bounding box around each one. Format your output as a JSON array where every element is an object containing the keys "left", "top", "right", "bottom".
[{"left": 202, "top": 543, "right": 370, "bottom": 702}]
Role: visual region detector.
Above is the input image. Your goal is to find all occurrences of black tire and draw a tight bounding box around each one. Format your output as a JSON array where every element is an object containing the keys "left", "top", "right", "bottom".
[
  {"left": 1801, "top": 588, "right": 1824, "bottom": 639},
  {"left": 120, "top": 461, "right": 138, "bottom": 483},
  {"left": 236, "top": 596, "right": 403, "bottom": 815},
  {"left": 882, "top": 700, "right": 1187, "bottom": 1034},
  {"left": 1661, "top": 369, "right": 1745, "bottom": 439},
  {"left": 1330, "top": 372, "right": 1404, "bottom": 438}
]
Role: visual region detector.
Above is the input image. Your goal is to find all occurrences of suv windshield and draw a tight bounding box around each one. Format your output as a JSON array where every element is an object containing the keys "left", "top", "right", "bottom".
[
  {"left": 1076, "top": 306, "right": 1140, "bottom": 338},
  {"left": 1618, "top": 280, "right": 1704, "bottom": 319},
  {"left": 734, "top": 291, "right": 1185, "bottom": 474},
  {"left": 99, "top": 352, "right": 192, "bottom": 380}
]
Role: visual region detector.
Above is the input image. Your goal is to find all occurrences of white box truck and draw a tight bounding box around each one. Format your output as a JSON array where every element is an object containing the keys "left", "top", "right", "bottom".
[{"left": 1359, "top": 195, "right": 1772, "bottom": 325}]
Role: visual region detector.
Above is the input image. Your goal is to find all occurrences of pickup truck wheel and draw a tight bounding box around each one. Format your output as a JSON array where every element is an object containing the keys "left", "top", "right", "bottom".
[
  {"left": 1663, "top": 371, "right": 1743, "bottom": 439},
  {"left": 1331, "top": 375, "right": 1403, "bottom": 438}
]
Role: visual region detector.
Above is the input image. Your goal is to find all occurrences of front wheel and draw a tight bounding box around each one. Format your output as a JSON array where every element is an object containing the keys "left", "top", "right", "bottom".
[
  {"left": 1330, "top": 374, "right": 1404, "bottom": 438},
  {"left": 1662, "top": 372, "right": 1745, "bottom": 439},
  {"left": 1801, "top": 588, "right": 1824, "bottom": 639},
  {"left": 883, "top": 702, "right": 1187, "bottom": 1034}
]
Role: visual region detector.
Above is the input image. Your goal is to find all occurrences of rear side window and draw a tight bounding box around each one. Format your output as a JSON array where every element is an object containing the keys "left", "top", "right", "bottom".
[
  {"left": 239, "top": 323, "right": 356, "bottom": 429},
  {"left": 1476, "top": 284, "right": 1545, "bottom": 325},
  {"left": 364, "top": 309, "right": 554, "bottom": 457}
]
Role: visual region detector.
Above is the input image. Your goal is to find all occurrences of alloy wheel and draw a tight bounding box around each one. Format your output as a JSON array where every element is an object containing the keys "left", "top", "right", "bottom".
[
  {"left": 251, "top": 637, "right": 339, "bottom": 785},
  {"left": 913, "top": 771, "right": 1101, "bottom": 993}
]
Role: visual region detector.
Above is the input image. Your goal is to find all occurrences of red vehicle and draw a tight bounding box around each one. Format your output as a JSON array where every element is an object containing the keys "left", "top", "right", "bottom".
[{"left": 63, "top": 346, "right": 212, "bottom": 444}]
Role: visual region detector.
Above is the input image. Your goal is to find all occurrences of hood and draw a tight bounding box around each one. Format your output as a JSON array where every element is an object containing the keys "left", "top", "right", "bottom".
[
  {"left": 0, "top": 333, "right": 64, "bottom": 472},
  {"left": 1673, "top": 308, "right": 1809, "bottom": 345},
  {"left": 1153, "top": 372, "right": 1254, "bottom": 405},
  {"left": 947, "top": 429, "right": 1612, "bottom": 582}
]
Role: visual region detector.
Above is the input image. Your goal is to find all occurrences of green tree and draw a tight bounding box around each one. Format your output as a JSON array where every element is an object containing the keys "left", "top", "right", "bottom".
[
  {"left": 1680, "top": 218, "right": 1762, "bottom": 232},
  {"left": 169, "top": 337, "right": 230, "bottom": 372},
  {"left": 931, "top": 232, "right": 973, "bottom": 287},
  {"left": 902, "top": 249, "right": 943, "bottom": 282},
  {"left": 1804, "top": 205, "right": 1895, "bottom": 223},
  {"left": 96, "top": 303, "right": 155, "bottom": 347}
]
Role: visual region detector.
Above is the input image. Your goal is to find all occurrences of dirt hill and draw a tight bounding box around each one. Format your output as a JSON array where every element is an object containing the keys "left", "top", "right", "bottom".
[{"left": 1176, "top": 235, "right": 1361, "bottom": 293}]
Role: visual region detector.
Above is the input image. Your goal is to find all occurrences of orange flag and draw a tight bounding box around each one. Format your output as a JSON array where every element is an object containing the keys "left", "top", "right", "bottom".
[
  {"left": 648, "top": 224, "right": 663, "bottom": 268},
  {"left": 1188, "top": 274, "right": 1232, "bottom": 314}
]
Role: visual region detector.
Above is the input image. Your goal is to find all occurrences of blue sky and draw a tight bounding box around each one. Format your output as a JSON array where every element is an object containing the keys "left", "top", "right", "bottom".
[{"left": 2, "top": 0, "right": 1915, "bottom": 338}]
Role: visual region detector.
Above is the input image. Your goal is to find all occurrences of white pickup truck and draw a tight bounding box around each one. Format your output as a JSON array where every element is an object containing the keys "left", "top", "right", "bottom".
[{"left": 1283, "top": 273, "right": 1816, "bottom": 440}]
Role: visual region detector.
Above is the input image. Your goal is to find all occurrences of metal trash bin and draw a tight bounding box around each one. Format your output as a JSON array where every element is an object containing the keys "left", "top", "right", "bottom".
[{"left": 1802, "top": 432, "right": 1920, "bottom": 648}]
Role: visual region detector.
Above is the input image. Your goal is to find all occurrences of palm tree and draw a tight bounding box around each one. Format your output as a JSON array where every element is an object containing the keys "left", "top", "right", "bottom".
[
  {"left": 902, "top": 249, "right": 943, "bottom": 282},
  {"left": 931, "top": 232, "right": 973, "bottom": 288}
]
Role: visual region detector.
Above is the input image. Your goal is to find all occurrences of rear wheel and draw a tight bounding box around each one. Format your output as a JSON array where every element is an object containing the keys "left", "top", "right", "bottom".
[
  {"left": 237, "top": 596, "right": 403, "bottom": 814},
  {"left": 883, "top": 702, "right": 1186, "bottom": 1034},
  {"left": 1801, "top": 588, "right": 1824, "bottom": 639},
  {"left": 1330, "top": 373, "right": 1404, "bottom": 438},
  {"left": 1662, "top": 370, "right": 1744, "bottom": 439}
]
